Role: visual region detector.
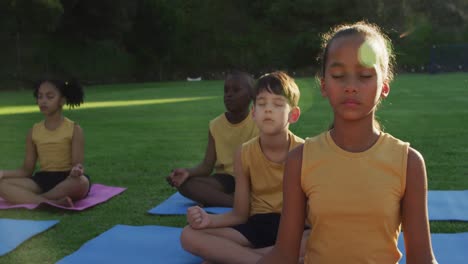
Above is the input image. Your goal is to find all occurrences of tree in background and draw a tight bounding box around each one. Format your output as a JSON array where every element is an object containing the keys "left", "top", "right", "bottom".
[
  {"left": 0, "top": 0, "right": 467, "bottom": 88},
  {"left": 0, "top": 0, "right": 63, "bottom": 83}
]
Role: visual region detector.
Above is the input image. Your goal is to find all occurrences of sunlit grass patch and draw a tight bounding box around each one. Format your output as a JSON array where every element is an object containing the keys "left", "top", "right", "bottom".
[{"left": 0, "top": 96, "right": 216, "bottom": 116}]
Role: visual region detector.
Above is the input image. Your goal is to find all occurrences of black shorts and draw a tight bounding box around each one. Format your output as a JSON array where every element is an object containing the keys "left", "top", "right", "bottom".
[
  {"left": 32, "top": 171, "right": 91, "bottom": 194},
  {"left": 212, "top": 173, "right": 235, "bottom": 194},
  {"left": 232, "top": 213, "right": 281, "bottom": 248}
]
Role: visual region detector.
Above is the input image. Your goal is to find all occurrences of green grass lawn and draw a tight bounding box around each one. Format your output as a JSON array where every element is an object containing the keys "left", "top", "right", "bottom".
[{"left": 1, "top": 73, "right": 467, "bottom": 263}]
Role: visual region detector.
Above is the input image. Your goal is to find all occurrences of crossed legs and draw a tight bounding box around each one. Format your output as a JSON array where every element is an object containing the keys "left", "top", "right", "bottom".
[
  {"left": 181, "top": 226, "right": 263, "bottom": 264},
  {"left": 0, "top": 175, "right": 89, "bottom": 206},
  {"left": 178, "top": 176, "right": 234, "bottom": 207},
  {"left": 181, "top": 226, "right": 310, "bottom": 264}
]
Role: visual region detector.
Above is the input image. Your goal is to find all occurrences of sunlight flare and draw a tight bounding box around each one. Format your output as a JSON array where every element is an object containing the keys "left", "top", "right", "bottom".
[{"left": 0, "top": 96, "right": 216, "bottom": 115}]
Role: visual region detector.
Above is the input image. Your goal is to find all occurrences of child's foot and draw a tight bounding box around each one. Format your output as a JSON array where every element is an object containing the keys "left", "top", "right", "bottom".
[{"left": 52, "top": 197, "right": 74, "bottom": 207}]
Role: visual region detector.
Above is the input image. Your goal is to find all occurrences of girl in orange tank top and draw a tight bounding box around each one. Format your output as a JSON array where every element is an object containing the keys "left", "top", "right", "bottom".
[
  {"left": 0, "top": 79, "right": 90, "bottom": 207},
  {"left": 259, "top": 21, "right": 438, "bottom": 264}
]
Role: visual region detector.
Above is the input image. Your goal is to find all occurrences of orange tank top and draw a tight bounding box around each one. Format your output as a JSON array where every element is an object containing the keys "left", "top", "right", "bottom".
[
  {"left": 32, "top": 118, "right": 75, "bottom": 171},
  {"left": 242, "top": 131, "right": 304, "bottom": 215},
  {"left": 301, "top": 131, "right": 409, "bottom": 263},
  {"left": 209, "top": 112, "right": 259, "bottom": 175}
]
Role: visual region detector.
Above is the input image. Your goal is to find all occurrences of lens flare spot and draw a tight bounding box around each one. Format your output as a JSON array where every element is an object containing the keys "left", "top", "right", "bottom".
[{"left": 358, "top": 41, "right": 377, "bottom": 68}]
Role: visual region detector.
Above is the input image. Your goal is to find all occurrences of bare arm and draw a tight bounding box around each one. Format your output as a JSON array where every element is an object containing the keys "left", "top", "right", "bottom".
[
  {"left": 402, "top": 147, "right": 438, "bottom": 264},
  {"left": 258, "top": 145, "right": 307, "bottom": 264},
  {"left": 71, "top": 124, "right": 84, "bottom": 166},
  {"left": 1, "top": 129, "right": 37, "bottom": 178},
  {"left": 168, "top": 131, "right": 217, "bottom": 187},
  {"left": 209, "top": 147, "right": 250, "bottom": 226},
  {"left": 187, "top": 147, "right": 250, "bottom": 228},
  {"left": 186, "top": 130, "right": 217, "bottom": 177},
  {"left": 69, "top": 124, "right": 85, "bottom": 177}
]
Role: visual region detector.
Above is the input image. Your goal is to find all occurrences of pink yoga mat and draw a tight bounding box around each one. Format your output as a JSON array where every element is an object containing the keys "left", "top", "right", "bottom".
[{"left": 0, "top": 184, "right": 126, "bottom": 211}]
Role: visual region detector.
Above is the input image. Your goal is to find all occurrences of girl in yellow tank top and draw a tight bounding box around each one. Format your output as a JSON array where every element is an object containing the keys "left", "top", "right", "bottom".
[
  {"left": 260, "top": 22, "right": 437, "bottom": 264},
  {"left": 0, "top": 79, "right": 90, "bottom": 207}
]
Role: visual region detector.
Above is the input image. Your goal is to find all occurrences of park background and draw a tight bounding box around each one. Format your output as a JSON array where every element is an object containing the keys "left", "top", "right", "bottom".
[
  {"left": 0, "top": 1, "right": 467, "bottom": 263},
  {"left": 0, "top": 0, "right": 468, "bottom": 87}
]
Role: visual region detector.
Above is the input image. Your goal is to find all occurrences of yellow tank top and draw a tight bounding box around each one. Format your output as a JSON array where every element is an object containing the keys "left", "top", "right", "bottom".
[
  {"left": 242, "top": 131, "right": 304, "bottom": 215},
  {"left": 32, "top": 117, "right": 75, "bottom": 172},
  {"left": 209, "top": 112, "right": 259, "bottom": 175},
  {"left": 301, "top": 131, "right": 409, "bottom": 264}
]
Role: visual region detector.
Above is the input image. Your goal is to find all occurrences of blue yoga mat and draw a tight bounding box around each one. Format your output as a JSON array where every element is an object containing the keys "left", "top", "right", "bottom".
[
  {"left": 58, "top": 225, "right": 467, "bottom": 264},
  {"left": 0, "top": 218, "right": 59, "bottom": 256},
  {"left": 149, "top": 191, "right": 468, "bottom": 220},
  {"left": 148, "top": 192, "right": 231, "bottom": 215},
  {"left": 398, "top": 232, "right": 468, "bottom": 264},
  {"left": 57, "top": 225, "right": 201, "bottom": 264},
  {"left": 428, "top": 190, "right": 468, "bottom": 221}
]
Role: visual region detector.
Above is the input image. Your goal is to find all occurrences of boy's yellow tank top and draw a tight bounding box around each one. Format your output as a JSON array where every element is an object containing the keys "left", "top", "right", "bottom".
[
  {"left": 32, "top": 117, "right": 75, "bottom": 172},
  {"left": 242, "top": 131, "right": 304, "bottom": 216},
  {"left": 301, "top": 131, "right": 409, "bottom": 264},
  {"left": 209, "top": 112, "right": 259, "bottom": 175}
]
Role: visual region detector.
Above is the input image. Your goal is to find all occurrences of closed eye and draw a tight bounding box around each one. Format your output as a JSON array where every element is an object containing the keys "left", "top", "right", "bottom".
[{"left": 331, "top": 75, "right": 344, "bottom": 79}]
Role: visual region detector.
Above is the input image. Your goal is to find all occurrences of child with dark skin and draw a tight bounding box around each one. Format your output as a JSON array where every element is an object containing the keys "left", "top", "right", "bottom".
[
  {"left": 166, "top": 71, "right": 259, "bottom": 207},
  {"left": 0, "top": 79, "right": 90, "bottom": 207}
]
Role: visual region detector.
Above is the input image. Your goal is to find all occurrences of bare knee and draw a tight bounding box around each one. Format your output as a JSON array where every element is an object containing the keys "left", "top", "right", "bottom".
[
  {"left": 180, "top": 226, "right": 196, "bottom": 252},
  {"left": 181, "top": 226, "right": 205, "bottom": 255},
  {"left": 0, "top": 180, "right": 15, "bottom": 195},
  {"left": 0, "top": 178, "right": 13, "bottom": 187},
  {"left": 177, "top": 177, "right": 233, "bottom": 207},
  {"left": 178, "top": 179, "right": 205, "bottom": 204},
  {"left": 177, "top": 178, "right": 194, "bottom": 197},
  {"left": 69, "top": 176, "right": 90, "bottom": 200}
]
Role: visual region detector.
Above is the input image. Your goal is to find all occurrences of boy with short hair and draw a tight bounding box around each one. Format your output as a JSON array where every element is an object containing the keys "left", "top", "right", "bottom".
[{"left": 180, "top": 71, "right": 304, "bottom": 263}]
